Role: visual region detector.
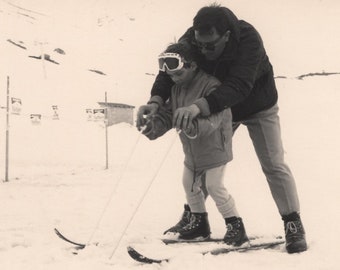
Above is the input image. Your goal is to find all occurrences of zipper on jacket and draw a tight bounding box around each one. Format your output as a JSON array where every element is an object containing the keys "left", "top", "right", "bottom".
[{"left": 186, "top": 137, "right": 197, "bottom": 192}]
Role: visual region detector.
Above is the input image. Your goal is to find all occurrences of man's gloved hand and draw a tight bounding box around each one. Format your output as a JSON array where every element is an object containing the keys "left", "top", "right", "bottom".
[
  {"left": 173, "top": 104, "right": 200, "bottom": 130},
  {"left": 136, "top": 103, "right": 159, "bottom": 131},
  {"left": 142, "top": 109, "right": 172, "bottom": 140}
]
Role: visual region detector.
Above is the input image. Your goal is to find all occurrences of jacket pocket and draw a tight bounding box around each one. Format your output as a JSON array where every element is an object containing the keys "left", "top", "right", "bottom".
[{"left": 219, "top": 127, "right": 226, "bottom": 151}]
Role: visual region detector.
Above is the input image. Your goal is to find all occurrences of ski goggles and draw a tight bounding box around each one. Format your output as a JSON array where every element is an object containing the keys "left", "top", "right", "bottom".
[{"left": 158, "top": 53, "right": 184, "bottom": 72}]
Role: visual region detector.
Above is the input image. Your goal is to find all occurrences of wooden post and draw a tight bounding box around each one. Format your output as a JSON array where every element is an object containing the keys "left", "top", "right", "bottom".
[
  {"left": 39, "top": 42, "right": 47, "bottom": 79},
  {"left": 5, "top": 76, "right": 10, "bottom": 182},
  {"left": 105, "top": 92, "right": 109, "bottom": 169}
]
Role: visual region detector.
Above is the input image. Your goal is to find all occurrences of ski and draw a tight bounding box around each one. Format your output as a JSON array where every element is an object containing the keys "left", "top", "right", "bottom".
[
  {"left": 54, "top": 228, "right": 86, "bottom": 249},
  {"left": 127, "top": 246, "right": 168, "bottom": 264},
  {"left": 127, "top": 239, "right": 285, "bottom": 264},
  {"left": 208, "top": 239, "right": 285, "bottom": 255},
  {"left": 161, "top": 235, "right": 282, "bottom": 245},
  {"left": 162, "top": 237, "right": 224, "bottom": 245}
]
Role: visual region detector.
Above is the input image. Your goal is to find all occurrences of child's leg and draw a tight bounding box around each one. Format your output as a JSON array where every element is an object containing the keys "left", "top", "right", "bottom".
[
  {"left": 206, "top": 165, "right": 248, "bottom": 245},
  {"left": 182, "top": 166, "right": 206, "bottom": 213},
  {"left": 205, "top": 165, "right": 239, "bottom": 218}
]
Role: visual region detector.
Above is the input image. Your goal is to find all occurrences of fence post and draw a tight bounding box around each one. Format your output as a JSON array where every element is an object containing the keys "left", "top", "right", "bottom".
[
  {"left": 5, "top": 76, "right": 10, "bottom": 182},
  {"left": 105, "top": 92, "right": 109, "bottom": 169}
]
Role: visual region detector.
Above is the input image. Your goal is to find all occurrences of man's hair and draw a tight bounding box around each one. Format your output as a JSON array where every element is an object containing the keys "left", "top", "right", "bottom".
[
  {"left": 193, "top": 3, "right": 235, "bottom": 36},
  {"left": 164, "top": 42, "right": 197, "bottom": 63}
]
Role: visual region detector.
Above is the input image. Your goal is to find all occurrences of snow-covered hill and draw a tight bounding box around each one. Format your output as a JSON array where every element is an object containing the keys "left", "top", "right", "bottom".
[{"left": 1, "top": 0, "right": 340, "bottom": 269}]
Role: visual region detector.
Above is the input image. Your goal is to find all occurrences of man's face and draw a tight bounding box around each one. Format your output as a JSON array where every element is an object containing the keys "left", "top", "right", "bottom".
[{"left": 194, "top": 27, "right": 229, "bottom": 61}]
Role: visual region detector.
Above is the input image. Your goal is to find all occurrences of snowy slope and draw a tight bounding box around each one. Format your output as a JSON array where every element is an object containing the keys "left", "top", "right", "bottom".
[{"left": 1, "top": 0, "right": 340, "bottom": 269}]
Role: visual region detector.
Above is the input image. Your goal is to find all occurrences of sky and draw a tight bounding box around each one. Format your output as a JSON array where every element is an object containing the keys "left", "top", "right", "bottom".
[{"left": 1, "top": 0, "right": 340, "bottom": 109}]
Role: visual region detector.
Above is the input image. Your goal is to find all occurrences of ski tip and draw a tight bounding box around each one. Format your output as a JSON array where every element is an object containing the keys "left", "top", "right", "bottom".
[
  {"left": 127, "top": 246, "right": 135, "bottom": 253},
  {"left": 127, "top": 246, "right": 167, "bottom": 264},
  {"left": 54, "top": 228, "right": 86, "bottom": 249}
]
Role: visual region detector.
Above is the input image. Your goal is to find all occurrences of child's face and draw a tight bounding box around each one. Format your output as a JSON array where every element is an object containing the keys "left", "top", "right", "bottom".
[{"left": 166, "top": 65, "right": 196, "bottom": 85}]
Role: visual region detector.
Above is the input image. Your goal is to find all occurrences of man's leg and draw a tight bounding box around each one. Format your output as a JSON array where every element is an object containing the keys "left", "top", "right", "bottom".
[
  {"left": 243, "top": 103, "right": 306, "bottom": 253},
  {"left": 243, "top": 104, "right": 299, "bottom": 215}
]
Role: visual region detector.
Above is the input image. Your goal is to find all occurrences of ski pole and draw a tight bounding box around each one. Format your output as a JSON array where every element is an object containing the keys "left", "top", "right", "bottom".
[
  {"left": 109, "top": 130, "right": 179, "bottom": 259},
  {"left": 86, "top": 125, "right": 148, "bottom": 246}
]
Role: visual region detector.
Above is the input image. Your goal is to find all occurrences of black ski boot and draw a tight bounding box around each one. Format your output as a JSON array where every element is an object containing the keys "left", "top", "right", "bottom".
[
  {"left": 163, "top": 204, "right": 191, "bottom": 234},
  {"left": 178, "top": 212, "right": 211, "bottom": 240},
  {"left": 282, "top": 212, "right": 307, "bottom": 253},
  {"left": 224, "top": 217, "right": 249, "bottom": 246}
]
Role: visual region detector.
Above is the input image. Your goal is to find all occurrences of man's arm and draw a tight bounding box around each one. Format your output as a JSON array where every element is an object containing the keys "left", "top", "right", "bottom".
[
  {"left": 173, "top": 23, "right": 269, "bottom": 130},
  {"left": 150, "top": 71, "right": 175, "bottom": 105},
  {"left": 136, "top": 67, "right": 176, "bottom": 130},
  {"left": 137, "top": 71, "right": 174, "bottom": 129},
  {"left": 149, "top": 27, "right": 195, "bottom": 104},
  {"left": 142, "top": 106, "right": 173, "bottom": 140},
  {"left": 183, "top": 108, "right": 231, "bottom": 139},
  {"left": 195, "top": 23, "right": 268, "bottom": 115},
  {"left": 138, "top": 29, "right": 192, "bottom": 130}
]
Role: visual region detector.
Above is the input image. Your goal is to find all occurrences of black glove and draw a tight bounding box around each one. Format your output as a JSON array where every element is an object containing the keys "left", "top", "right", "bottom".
[
  {"left": 136, "top": 103, "right": 159, "bottom": 131},
  {"left": 142, "top": 108, "right": 172, "bottom": 140}
]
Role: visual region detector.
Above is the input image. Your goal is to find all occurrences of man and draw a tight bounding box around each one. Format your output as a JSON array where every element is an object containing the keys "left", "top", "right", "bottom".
[{"left": 137, "top": 4, "right": 307, "bottom": 254}]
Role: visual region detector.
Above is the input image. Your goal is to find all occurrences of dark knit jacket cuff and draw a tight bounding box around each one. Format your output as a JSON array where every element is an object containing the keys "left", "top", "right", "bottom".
[
  {"left": 147, "top": 95, "right": 164, "bottom": 107},
  {"left": 194, "top": 98, "right": 211, "bottom": 117}
]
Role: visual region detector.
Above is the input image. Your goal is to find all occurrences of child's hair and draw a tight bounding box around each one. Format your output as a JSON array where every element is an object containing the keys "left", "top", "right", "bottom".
[{"left": 164, "top": 42, "right": 198, "bottom": 64}]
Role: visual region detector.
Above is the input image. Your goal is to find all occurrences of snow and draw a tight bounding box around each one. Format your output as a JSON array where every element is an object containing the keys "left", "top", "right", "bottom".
[{"left": 0, "top": 0, "right": 340, "bottom": 269}]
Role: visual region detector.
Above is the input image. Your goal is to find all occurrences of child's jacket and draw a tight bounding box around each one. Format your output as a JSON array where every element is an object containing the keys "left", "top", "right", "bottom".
[{"left": 146, "top": 70, "right": 233, "bottom": 172}]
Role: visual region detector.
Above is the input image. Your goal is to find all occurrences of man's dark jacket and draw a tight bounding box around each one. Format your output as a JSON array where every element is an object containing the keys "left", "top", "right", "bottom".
[{"left": 150, "top": 7, "right": 278, "bottom": 122}]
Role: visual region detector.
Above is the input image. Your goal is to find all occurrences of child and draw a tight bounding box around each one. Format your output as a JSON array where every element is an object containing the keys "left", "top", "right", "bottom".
[{"left": 141, "top": 42, "right": 248, "bottom": 246}]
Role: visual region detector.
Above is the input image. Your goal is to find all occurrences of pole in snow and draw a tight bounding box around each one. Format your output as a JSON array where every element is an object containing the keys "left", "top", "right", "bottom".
[
  {"left": 5, "top": 76, "right": 10, "bottom": 182},
  {"left": 105, "top": 92, "right": 109, "bottom": 169}
]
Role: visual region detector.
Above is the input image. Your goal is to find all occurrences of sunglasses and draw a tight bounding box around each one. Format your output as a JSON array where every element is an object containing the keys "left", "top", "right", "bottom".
[
  {"left": 195, "top": 34, "right": 225, "bottom": 51},
  {"left": 158, "top": 53, "right": 185, "bottom": 72}
]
